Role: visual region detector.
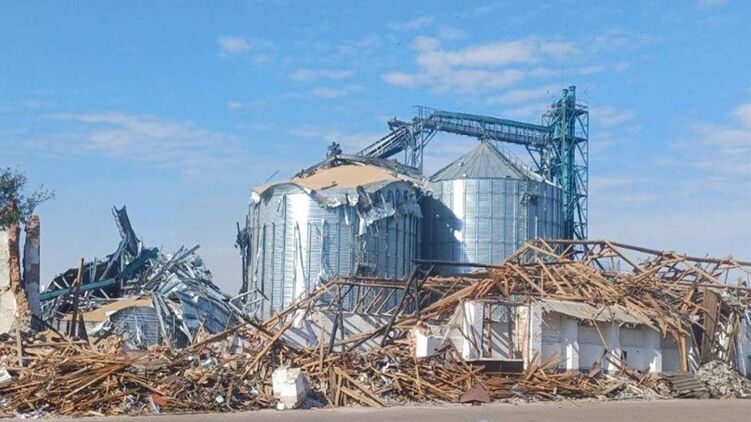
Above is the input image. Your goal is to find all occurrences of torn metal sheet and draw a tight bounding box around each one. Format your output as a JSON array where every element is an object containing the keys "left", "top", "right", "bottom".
[
  {"left": 241, "top": 155, "right": 425, "bottom": 318},
  {"left": 39, "top": 206, "right": 236, "bottom": 348}
]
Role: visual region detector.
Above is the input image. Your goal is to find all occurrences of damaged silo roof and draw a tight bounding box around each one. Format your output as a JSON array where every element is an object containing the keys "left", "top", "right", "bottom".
[{"left": 253, "top": 154, "right": 428, "bottom": 205}]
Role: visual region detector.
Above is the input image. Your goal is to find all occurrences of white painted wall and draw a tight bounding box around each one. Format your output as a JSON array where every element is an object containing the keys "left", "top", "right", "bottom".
[
  {"left": 0, "top": 229, "right": 17, "bottom": 334},
  {"left": 661, "top": 335, "right": 682, "bottom": 372},
  {"left": 540, "top": 312, "right": 563, "bottom": 362},
  {"left": 561, "top": 317, "right": 579, "bottom": 370},
  {"left": 460, "top": 300, "right": 484, "bottom": 360},
  {"left": 535, "top": 309, "right": 666, "bottom": 373},
  {"left": 737, "top": 312, "right": 751, "bottom": 377},
  {"left": 621, "top": 325, "right": 661, "bottom": 372}
]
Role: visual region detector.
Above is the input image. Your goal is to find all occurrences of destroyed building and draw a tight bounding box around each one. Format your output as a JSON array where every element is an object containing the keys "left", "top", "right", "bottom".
[
  {"left": 1, "top": 86, "right": 751, "bottom": 417},
  {"left": 6, "top": 238, "right": 751, "bottom": 417}
]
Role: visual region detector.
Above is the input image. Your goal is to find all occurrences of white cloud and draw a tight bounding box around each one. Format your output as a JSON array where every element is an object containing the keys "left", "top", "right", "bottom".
[
  {"left": 382, "top": 37, "right": 574, "bottom": 95},
  {"left": 487, "top": 85, "right": 559, "bottom": 105},
  {"left": 732, "top": 103, "right": 751, "bottom": 127},
  {"left": 414, "top": 38, "right": 571, "bottom": 70},
  {"left": 45, "top": 112, "right": 244, "bottom": 178},
  {"left": 310, "top": 85, "right": 363, "bottom": 99},
  {"left": 217, "top": 36, "right": 251, "bottom": 56},
  {"left": 685, "top": 102, "right": 751, "bottom": 177},
  {"left": 590, "top": 105, "right": 636, "bottom": 128},
  {"left": 382, "top": 72, "right": 421, "bottom": 88},
  {"left": 389, "top": 15, "right": 434, "bottom": 31},
  {"left": 288, "top": 126, "right": 382, "bottom": 152},
  {"left": 591, "top": 202, "right": 751, "bottom": 261},
  {"left": 338, "top": 35, "right": 380, "bottom": 55},
  {"left": 383, "top": 68, "right": 524, "bottom": 93},
  {"left": 591, "top": 29, "right": 653, "bottom": 53},
  {"left": 290, "top": 68, "right": 354, "bottom": 81},
  {"left": 216, "top": 36, "right": 273, "bottom": 63},
  {"left": 437, "top": 26, "right": 466, "bottom": 40},
  {"left": 227, "top": 101, "right": 243, "bottom": 111},
  {"left": 499, "top": 102, "right": 550, "bottom": 121},
  {"left": 411, "top": 35, "right": 441, "bottom": 51},
  {"left": 614, "top": 61, "right": 631, "bottom": 72},
  {"left": 226, "top": 99, "right": 268, "bottom": 112},
  {"left": 283, "top": 85, "right": 363, "bottom": 99},
  {"left": 579, "top": 65, "right": 606, "bottom": 75},
  {"left": 696, "top": 0, "right": 728, "bottom": 9}
]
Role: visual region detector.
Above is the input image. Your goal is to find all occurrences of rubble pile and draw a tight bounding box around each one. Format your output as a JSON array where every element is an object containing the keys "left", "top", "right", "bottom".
[
  {"left": 0, "top": 326, "right": 665, "bottom": 417},
  {"left": 695, "top": 361, "right": 751, "bottom": 398},
  {"left": 0, "top": 329, "right": 277, "bottom": 416},
  {"left": 0, "top": 238, "right": 750, "bottom": 416},
  {"left": 39, "top": 207, "right": 234, "bottom": 348}
]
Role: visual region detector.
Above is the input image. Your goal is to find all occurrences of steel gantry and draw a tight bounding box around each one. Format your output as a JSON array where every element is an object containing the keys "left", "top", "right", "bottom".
[{"left": 357, "top": 86, "right": 589, "bottom": 240}]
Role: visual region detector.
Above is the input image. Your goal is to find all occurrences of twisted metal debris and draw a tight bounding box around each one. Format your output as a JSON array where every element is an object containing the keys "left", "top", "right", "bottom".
[{"left": 39, "top": 206, "right": 235, "bottom": 348}]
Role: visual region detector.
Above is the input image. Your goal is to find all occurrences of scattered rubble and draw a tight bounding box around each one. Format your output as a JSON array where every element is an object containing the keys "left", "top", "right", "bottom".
[
  {"left": 0, "top": 237, "right": 750, "bottom": 417},
  {"left": 660, "top": 371, "right": 710, "bottom": 398},
  {"left": 696, "top": 361, "right": 751, "bottom": 398}
]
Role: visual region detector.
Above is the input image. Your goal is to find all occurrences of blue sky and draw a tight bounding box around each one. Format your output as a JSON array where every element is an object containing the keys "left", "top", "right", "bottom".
[{"left": 2, "top": 0, "right": 750, "bottom": 292}]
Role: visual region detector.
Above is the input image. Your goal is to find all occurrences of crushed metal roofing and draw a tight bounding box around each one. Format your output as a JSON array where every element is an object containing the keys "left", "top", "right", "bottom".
[
  {"left": 430, "top": 141, "right": 541, "bottom": 182},
  {"left": 538, "top": 298, "right": 652, "bottom": 327},
  {"left": 40, "top": 207, "right": 237, "bottom": 349}
]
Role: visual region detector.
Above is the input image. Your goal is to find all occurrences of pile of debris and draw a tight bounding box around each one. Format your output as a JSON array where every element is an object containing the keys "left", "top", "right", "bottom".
[
  {"left": 38, "top": 207, "right": 235, "bottom": 348},
  {"left": 0, "top": 325, "right": 664, "bottom": 417},
  {"left": 696, "top": 361, "right": 751, "bottom": 398},
  {"left": 1, "top": 238, "right": 750, "bottom": 417}
]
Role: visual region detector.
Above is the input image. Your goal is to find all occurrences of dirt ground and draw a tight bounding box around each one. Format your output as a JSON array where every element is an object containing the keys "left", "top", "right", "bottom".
[{"left": 15, "top": 399, "right": 751, "bottom": 421}]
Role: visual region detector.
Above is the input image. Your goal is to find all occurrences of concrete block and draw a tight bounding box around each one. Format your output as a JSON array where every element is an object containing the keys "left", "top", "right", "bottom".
[
  {"left": 0, "top": 367, "right": 11, "bottom": 386},
  {"left": 414, "top": 326, "right": 446, "bottom": 358},
  {"left": 272, "top": 366, "right": 308, "bottom": 410}
]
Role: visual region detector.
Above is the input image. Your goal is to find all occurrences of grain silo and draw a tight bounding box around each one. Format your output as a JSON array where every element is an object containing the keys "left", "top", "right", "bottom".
[
  {"left": 421, "top": 141, "right": 562, "bottom": 274},
  {"left": 242, "top": 155, "right": 424, "bottom": 317}
]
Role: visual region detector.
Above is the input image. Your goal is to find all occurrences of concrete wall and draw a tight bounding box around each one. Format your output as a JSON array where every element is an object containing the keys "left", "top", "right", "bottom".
[
  {"left": 282, "top": 311, "right": 393, "bottom": 351},
  {"left": 448, "top": 301, "right": 516, "bottom": 361},
  {"left": 737, "top": 312, "right": 751, "bottom": 377},
  {"left": 23, "top": 216, "right": 40, "bottom": 323},
  {"left": 0, "top": 228, "right": 17, "bottom": 333},
  {"left": 533, "top": 306, "right": 676, "bottom": 373}
]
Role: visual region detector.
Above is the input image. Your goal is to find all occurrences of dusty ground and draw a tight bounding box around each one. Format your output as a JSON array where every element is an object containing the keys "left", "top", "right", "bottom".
[{"left": 13, "top": 399, "right": 751, "bottom": 421}]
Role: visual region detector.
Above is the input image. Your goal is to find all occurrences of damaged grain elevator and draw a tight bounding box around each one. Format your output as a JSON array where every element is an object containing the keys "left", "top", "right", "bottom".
[{"left": 240, "top": 86, "right": 588, "bottom": 315}]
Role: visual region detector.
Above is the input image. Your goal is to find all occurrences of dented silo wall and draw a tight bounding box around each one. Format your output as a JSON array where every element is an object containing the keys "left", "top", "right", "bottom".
[{"left": 246, "top": 180, "right": 420, "bottom": 318}]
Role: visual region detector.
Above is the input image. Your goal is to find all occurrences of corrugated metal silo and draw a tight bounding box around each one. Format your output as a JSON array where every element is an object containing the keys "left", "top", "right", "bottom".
[
  {"left": 422, "top": 141, "right": 562, "bottom": 274},
  {"left": 245, "top": 156, "right": 423, "bottom": 317}
]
